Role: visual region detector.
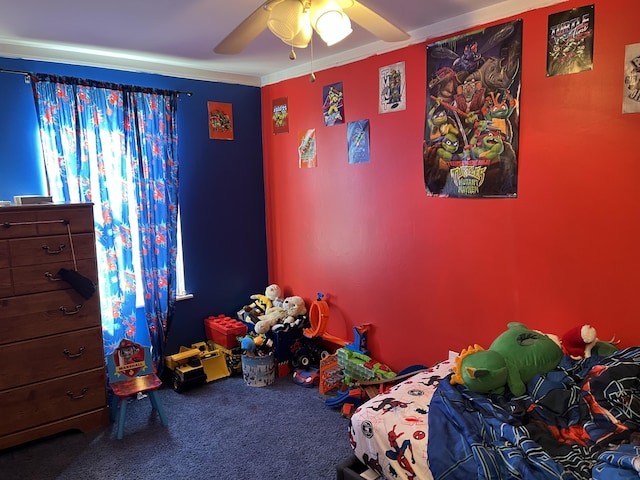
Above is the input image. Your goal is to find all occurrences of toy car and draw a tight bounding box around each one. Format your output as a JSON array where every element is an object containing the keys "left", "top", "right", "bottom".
[
  {"left": 292, "top": 367, "right": 320, "bottom": 387},
  {"left": 290, "top": 338, "right": 331, "bottom": 369}
]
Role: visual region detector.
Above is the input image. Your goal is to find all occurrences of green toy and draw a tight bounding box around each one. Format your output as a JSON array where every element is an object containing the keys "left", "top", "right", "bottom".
[{"left": 450, "top": 322, "right": 564, "bottom": 396}]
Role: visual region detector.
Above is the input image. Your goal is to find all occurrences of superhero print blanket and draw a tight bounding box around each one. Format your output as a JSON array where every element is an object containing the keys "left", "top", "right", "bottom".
[
  {"left": 349, "top": 359, "right": 454, "bottom": 480},
  {"left": 428, "top": 347, "right": 640, "bottom": 480},
  {"left": 349, "top": 348, "right": 640, "bottom": 480}
]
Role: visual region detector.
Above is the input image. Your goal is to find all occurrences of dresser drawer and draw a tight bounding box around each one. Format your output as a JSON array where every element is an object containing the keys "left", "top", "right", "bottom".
[
  {"left": 9, "top": 233, "right": 96, "bottom": 267},
  {"left": 0, "top": 204, "right": 94, "bottom": 239},
  {"left": 0, "top": 268, "right": 10, "bottom": 297},
  {"left": 36, "top": 206, "right": 95, "bottom": 235},
  {"left": 0, "top": 367, "right": 106, "bottom": 437},
  {"left": 0, "top": 210, "right": 38, "bottom": 239},
  {"left": 0, "top": 327, "right": 104, "bottom": 390},
  {"left": 0, "top": 290, "right": 101, "bottom": 345},
  {"left": 11, "top": 258, "right": 97, "bottom": 296},
  {"left": 0, "top": 240, "right": 8, "bottom": 268}
]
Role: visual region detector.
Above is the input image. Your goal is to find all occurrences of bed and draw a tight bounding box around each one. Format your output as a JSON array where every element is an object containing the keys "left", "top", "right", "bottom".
[{"left": 348, "top": 347, "right": 640, "bottom": 480}]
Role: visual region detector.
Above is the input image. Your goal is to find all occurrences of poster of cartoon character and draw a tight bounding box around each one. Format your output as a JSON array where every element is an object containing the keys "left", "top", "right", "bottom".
[
  {"left": 323, "top": 82, "right": 344, "bottom": 126},
  {"left": 379, "top": 62, "right": 406, "bottom": 113},
  {"left": 272, "top": 97, "right": 289, "bottom": 134},
  {"left": 424, "top": 19, "right": 521, "bottom": 198},
  {"left": 546, "top": 4, "right": 595, "bottom": 77},
  {"left": 347, "top": 119, "right": 370, "bottom": 164},
  {"left": 623, "top": 43, "right": 640, "bottom": 114},
  {"left": 208, "top": 101, "right": 234, "bottom": 140}
]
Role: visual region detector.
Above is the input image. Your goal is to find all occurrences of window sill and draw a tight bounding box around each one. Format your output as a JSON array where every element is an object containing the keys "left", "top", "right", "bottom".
[{"left": 177, "top": 293, "right": 194, "bottom": 301}]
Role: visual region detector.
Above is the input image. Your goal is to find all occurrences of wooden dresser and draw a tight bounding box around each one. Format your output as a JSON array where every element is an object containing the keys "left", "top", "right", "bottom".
[{"left": 0, "top": 203, "right": 109, "bottom": 449}]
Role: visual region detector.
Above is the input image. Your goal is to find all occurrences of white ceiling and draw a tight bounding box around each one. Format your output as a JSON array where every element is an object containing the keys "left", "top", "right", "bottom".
[{"left": 0, "top": 0, "right": 567, "bottom": 86}]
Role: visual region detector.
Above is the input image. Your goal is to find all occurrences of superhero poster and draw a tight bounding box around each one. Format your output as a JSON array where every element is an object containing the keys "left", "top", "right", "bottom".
[
  {"left": 424, "top": 19, "right": 521, "bottom": 198},
  {"left": 347, "top": 119, "right": 370, "bottom": 164},
  {"left": 323, "top": 82, "right": 344, "bottom": 126},
  {"left": 207, "top": 101, "right": 233, "bottom": 140},
  {"left": 546, "top": 5, "right": 595, "bottom": 77},
  {"left": 272, "top": 97, "right": 289, "bottom": 134},
  {"left": 379, "top": 61, "right": 406, "bottom": 113}
]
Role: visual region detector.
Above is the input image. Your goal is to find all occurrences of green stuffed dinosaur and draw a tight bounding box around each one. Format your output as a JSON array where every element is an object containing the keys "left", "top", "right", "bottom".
[{"left": 450, "top": 322, "right": 564, "bottom": 396}]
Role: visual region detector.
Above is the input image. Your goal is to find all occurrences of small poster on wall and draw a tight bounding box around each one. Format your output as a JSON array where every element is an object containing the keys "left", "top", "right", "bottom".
[
  {"left": 347, "top": 119, "right": 370, "bottom": 164},
  {"left": 207, "top": 101, "right": 234, "bottom": 140},
  {"left": 272, "top": 97, "right": 289, "bottom": 134},
  {"left": 623, "top": 43, "right": 640, "bottom": 114},
  {"left": 323, "top": 82, "right": 344, "bottom": 126},
  {"left": 298, "top": 129, "right": 317, "bottom": 168},
  {"left": 379, "top": 61, "right": 406, "bottom": 113},
  {"left": 546, "top": 4, "right": 595, "bottom": 77},
  {"left": 424, "top": 19, "right": 522, "bottom": 198}
]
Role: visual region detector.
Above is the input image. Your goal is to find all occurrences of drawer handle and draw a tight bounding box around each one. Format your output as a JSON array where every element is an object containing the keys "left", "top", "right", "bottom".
[
  {"left": 42, "top": 243, "right": 66, "bottom": 254},
  {"left": 60, "top": 304, "right": 83, "bottom": 315},
  {"left": 63, "top": 346, "right": 86, "bottom": 358},
  {"left": 67, "top": 387, "right": 89, "bottom": 400},
  {"left": 44, "top": 271, "right": 61, "bottom": 281}
]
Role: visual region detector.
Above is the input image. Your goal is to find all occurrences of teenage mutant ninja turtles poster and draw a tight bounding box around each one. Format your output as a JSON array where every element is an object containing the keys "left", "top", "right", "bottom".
[
  {"left": 546, "top": 5, "right": 595, "bottom": 77},
  {"left": 424, "top": 19, "right": 521, "bottom": 198}
]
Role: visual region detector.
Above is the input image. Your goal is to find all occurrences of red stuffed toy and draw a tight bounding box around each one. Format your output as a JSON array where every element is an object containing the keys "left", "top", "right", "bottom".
[{"left": 561, "top": 325, "right": 598, "bottom": 360}]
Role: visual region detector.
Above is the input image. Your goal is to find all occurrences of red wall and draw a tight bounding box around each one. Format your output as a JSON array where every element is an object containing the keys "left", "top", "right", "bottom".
[{"left": 261, "top": 0, "right": 639, "bottom": 371}]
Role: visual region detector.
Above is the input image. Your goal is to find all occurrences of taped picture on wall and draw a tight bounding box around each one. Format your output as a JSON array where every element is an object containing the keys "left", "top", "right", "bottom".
[
  {"left": 347, "top": 119, "right": 370, "bottom": 165},
  {"left": 208, "top": 101, "right": 234, "bottom": 140},
  {"left": 623, "top": 43, "right": 640, "bottom": 114},
  {"left": 298, "top": 129, "right": 317, "bottom": 168},
  {"left": 272, "top": 97, "right": 289, "bottom": 134},
  {"left": 322, "top": 82, "right": 344, "bottom": 127},
  {"left": 379, "top": 61, "right": 406, "bottom": 113}
]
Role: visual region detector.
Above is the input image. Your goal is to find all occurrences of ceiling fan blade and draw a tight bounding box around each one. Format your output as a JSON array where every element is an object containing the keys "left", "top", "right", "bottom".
[
  {"left": 346, "top": 1, "right": 410, "bottom": 42},
  {"left": 213, "top": 3, "right": 272, "bottom": 55}
]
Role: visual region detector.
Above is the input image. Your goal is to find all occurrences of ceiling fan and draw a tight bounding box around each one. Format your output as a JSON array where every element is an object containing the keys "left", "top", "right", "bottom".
[{"left": 214, "top": 0, "right": 410, "bottom": 55}]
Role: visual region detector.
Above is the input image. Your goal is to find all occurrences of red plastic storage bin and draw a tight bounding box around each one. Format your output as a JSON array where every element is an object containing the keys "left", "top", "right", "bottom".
[{"left": 204, "top": 315, "right": 247, "bottom": 349}]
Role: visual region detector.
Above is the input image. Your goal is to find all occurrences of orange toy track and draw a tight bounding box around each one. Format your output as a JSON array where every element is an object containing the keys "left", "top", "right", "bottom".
[{"left": 303, "top": 299, "right": 347, "bottom": 347}]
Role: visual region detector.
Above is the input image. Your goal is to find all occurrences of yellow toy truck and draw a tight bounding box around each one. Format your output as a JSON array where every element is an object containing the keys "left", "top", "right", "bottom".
[{"left": 164, "top": 342, "right": 230, "bottom": 393}]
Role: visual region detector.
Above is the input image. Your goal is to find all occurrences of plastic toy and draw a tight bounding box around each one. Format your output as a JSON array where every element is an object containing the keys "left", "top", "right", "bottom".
[
  {"left": 164, "top": 342, "right": 230, "bottom": 393},
  {"left": 290, "top": 337, "right": 331, "bottom": 369},
  {"left": 450, "top": 322, "right": 563, "bottom": 396},
  {"left": 303, "top": 293, "right": 369, "bottom": 355},
  {"left": 292, "top": 366, "right": 320, "bottom": 387},
  {"left": 239, "top": 333, "right": 274, "bottom": 357}
]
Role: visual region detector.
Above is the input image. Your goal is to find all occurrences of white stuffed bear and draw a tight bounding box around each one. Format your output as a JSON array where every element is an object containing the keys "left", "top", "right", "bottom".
[
  {"left": 265, "top": 283, "right": 284, "bottom": 308},
  {"left": 240, "top": 283, "right": 284, "bottom": 323},
  {"left": 254, "top": 295, "right": 307, "bottom": 334}
]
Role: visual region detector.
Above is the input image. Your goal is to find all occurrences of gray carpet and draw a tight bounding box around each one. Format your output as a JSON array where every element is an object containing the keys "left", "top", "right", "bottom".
[{"left": 0, "top": 374, "right": 354, "bottom": 479}]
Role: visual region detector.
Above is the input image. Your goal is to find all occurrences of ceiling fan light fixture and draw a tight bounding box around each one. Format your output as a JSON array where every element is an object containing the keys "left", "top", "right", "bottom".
[
  {"left": 287, "top": 10, "right": 313, "bottom": 48},
  {"left": 267, "top": 0, "right": 304, "bottom": 43},
  {"left": 309, "top": 0, "right": 353, "bottom": 46},
  {"left": 316, "top": 11, "right": 352, "bottom": 46}
]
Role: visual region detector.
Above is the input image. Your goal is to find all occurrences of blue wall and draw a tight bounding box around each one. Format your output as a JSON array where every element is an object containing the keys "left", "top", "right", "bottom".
[{"left": 0, "top": 57, "right": 268, "bottom": 354}]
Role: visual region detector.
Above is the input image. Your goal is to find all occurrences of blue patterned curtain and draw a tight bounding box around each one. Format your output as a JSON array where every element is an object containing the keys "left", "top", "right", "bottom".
[{"left": 30, "top": 74, "right": 179, "bottom": 370}]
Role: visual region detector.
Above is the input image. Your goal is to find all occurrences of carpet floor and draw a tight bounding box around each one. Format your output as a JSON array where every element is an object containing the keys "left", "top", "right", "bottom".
[{"left": 0, "top": 373, "right": 354, "bottom": 480}]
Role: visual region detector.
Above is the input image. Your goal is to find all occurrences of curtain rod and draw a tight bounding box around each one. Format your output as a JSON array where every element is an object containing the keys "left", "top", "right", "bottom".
[{"left": 0, "top": 68, "right": 193, "bottom": 96}]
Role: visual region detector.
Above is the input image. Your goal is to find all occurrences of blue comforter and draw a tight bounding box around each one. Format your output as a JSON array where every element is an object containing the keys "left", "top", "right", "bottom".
[{"left": 428, "top": 347, "right": 640, "bottom": 480}]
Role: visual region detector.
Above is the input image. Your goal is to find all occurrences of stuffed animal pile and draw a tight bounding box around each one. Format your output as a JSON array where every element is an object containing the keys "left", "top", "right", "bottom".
[
  {"left": 450, "top": 322, "right": 620, "bottom": 396},
  {"left": 239, "top": 283, "right": 284, "bottom": 323},
  {"left": 254, "top": 296, "right": 308, "bottom": 334}
]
